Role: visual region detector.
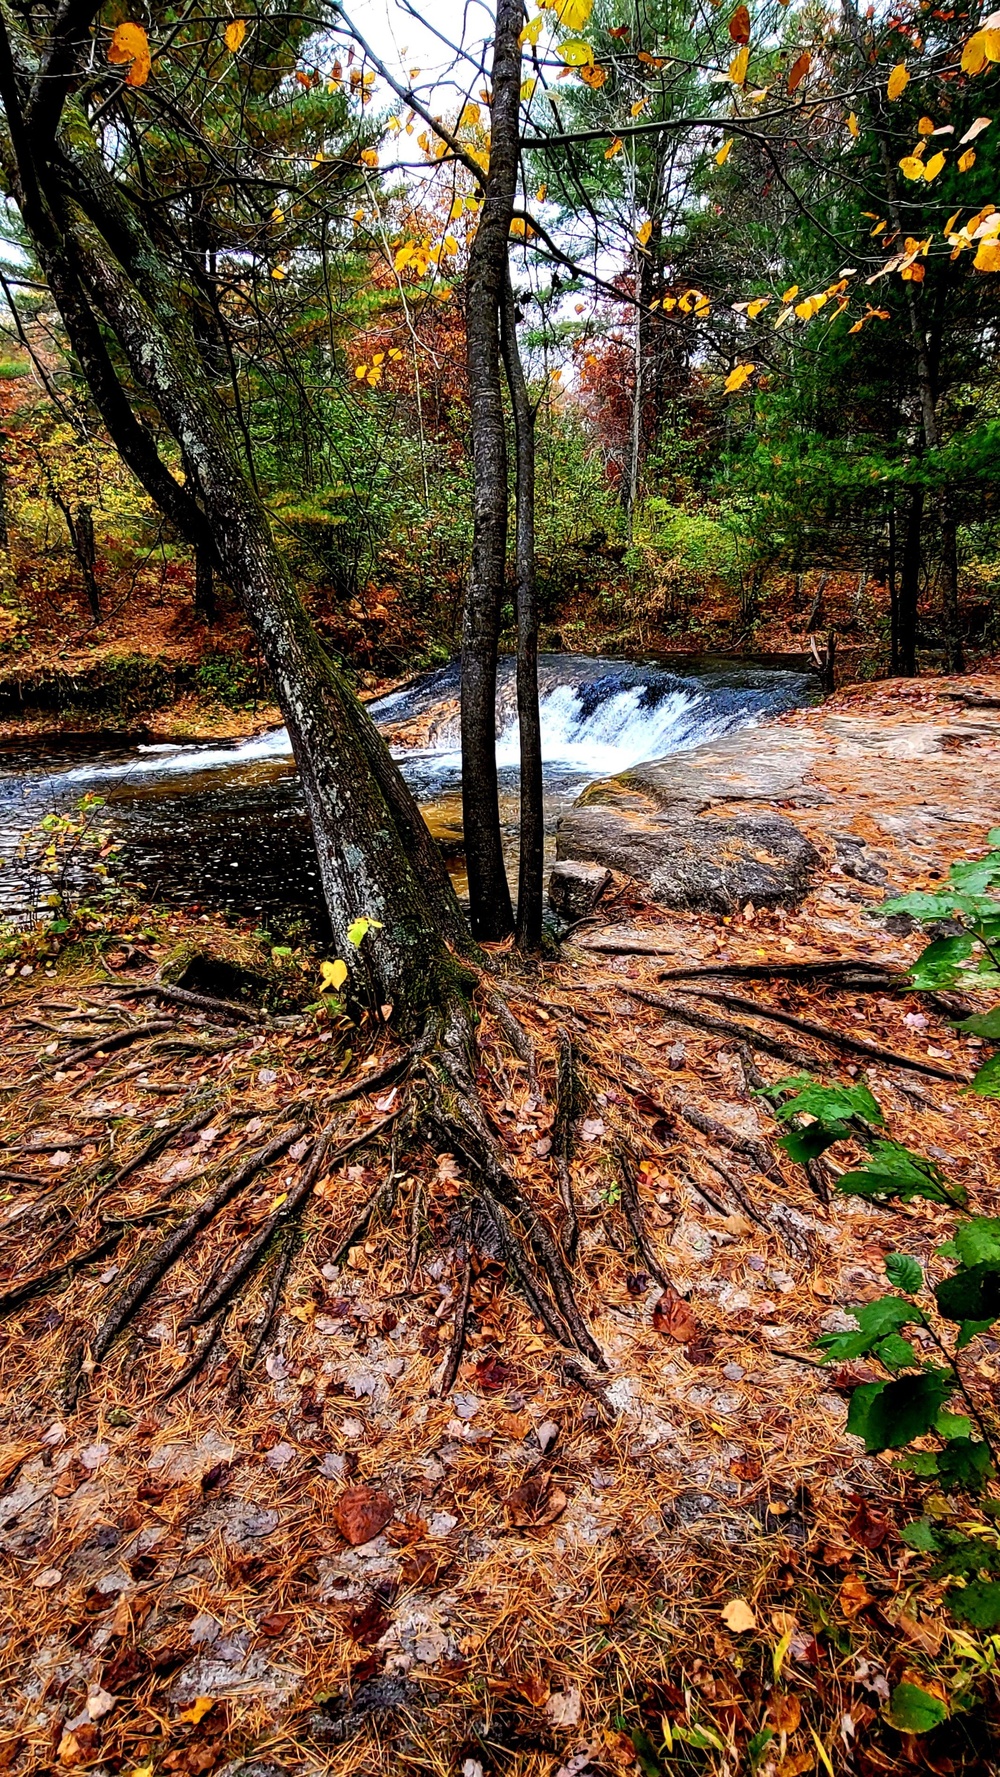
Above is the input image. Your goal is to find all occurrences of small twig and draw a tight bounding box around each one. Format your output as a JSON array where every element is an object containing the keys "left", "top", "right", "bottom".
[
  {"left": 614, "top": 1143, "right": 669, "bottom": 1289},
  {"left": 325, "top": 1052, "right": 412, "bottom": 1107},
  {"left": 551, "top": 1028, "right": 580, "bottom": 1262},
  {"left": 43, "top": 1020, "right": 175, "bottom": 1074}
]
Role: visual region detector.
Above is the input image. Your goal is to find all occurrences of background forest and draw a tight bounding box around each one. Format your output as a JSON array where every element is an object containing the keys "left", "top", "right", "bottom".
[{"left": 1, "top": 0, "right": 997, "bottom": 725}]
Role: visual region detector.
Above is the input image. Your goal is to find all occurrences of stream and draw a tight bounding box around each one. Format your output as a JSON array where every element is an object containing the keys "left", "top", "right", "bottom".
[{"left": 0, "top": 653, "right": 813, "bottom": 934}]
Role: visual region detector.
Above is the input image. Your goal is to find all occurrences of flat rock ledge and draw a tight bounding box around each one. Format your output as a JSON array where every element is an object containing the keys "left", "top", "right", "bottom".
[{"left": 555, "top": 727, "right": 822, "bottom": 912}]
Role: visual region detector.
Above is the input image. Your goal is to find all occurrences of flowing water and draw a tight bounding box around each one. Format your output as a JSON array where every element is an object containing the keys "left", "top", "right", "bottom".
[{"left": 0, "top": 654, "right": 812, "bottom": 934}]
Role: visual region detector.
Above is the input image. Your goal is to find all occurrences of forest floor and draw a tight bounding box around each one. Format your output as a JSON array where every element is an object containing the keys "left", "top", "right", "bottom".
[{"left": 0, "top": 676, "right": 999, "bottom": 1777}]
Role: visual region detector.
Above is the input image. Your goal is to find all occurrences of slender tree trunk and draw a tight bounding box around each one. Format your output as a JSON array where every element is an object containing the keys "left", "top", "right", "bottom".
[
  {"left": 898, "top": 488, "right": 923, "bottom": 678},
  {"left": 500, "top": 272, "right": 543, "bottom": 951},
  {"left": 461, "top": 0, "right": 523, "bottom": 940},
  {"left": 940, "top": 511, "right": 965, "bottom": 675},
  {"left": 194, "top": 542, "right": 216, "bottom": 625},
  {"left": 888, "top": 495, "right": 899, "bottom": 672},
  {"left": 75, "top": 500, "right": 100, "bottom": 620}
]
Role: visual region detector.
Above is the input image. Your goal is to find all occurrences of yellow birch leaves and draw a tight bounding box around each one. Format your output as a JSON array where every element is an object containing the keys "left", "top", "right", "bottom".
[
  {"left": 962, "top": 14, "right": 1000, "bottom": 75},
  {"left": 724, "top": 363, "right": 756, "bottom": 394},
  {"left": 886, "top": 62, "right": 910, "bottom": 101},
  {"left": 108, "top": 22, "right": 151, "bottom": 86},
  {"left": 224, "top": 19, "right": 247, "bottom": 53},
  {"left": 715, "top": 138, "right": 734, "bottom": 165}
]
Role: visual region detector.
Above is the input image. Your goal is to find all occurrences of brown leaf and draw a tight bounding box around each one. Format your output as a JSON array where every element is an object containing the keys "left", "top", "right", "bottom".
[
  {"left": 333, "top": 1484, "right": 394, "bottom": 1546},
  {"left": 769, "top": 1691, "right": 802, "bottom": 1735},
  {"left": 653, "top": 1287, "right": 698, "bottom": 1342},
  {"left": 847, "top": 1498, "right": 890, "bottom": 1550},
  {"left": 898, "top": 1610, "right": 945, "bottom": 1657},
  {"left": 506, "top": 1473, "right": 569, "bottom": 1528},
  {"left": 257, "top": 1611, "right": 292, "bottom": 1638},
  {"left": 344, "top": 1597, "right": 392, "bottom": 1645},
  {"left": 475, "top": 1355, "right": 514, "bottom": 1393},
  {"left": 838, "top": 1572, "right": 873, "bottom": 1619},
  {"left": 787, "top": 49, "right": 811, "bottom": 92},
  {"left": 401, "top": 1547, "right": 454, "bottom": 1588},
  {"left": 728, "top": 6, "right": 751, "bottom": 44}
]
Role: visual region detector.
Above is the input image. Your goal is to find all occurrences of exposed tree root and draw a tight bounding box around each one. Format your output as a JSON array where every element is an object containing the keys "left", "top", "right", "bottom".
[
  {"left": 550, "top": 1028, "right": 580, "bottom": 1262},
  {"left": 164, "top": 1309, "right": 230, "bottom": 1398},
  {"left": 617, "top": 986, "right": 859, "bottom": 1070},
  {"left": 45, "top": 1019, "right": 175, "bottom": 1073},
  {"left": 326, "top": 1053, "right": 413, "bottom": 1106},
  {"left": 658, "top": 958, "right": 902, "bottom": 985},
  {"left": 738, "top": 1046, "right": 831, "bottom": 1208},
  {"left": 327, "top": 1116, "right": 404, "bottom": 1268},
  {"left": 421, "top": 1000, "right": 604, "bottom": 1369},
  {"left": 484, "top": 988, "right": 538, "bottom": 1090},
  {"left": 613, "top": 1144, "right": 669, "bottom": 1288},
  {"left": 92, "top": 1101, "right": 218, "bottom": 1204},
  {"left": 90, "top": 1116, "right": 310, "bottom": 1365},
  {"left": 437, "top": 1241, "right": 472, "bottom": 1396},
  {"left": 673, "top": 984, "right": 968, "bottom": 1082},
  {"left": 104, "top": 981, "right": 268, "bottom": 1024}
]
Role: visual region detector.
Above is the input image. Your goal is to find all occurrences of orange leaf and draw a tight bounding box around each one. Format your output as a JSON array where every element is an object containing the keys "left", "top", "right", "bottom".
[
  {"left": 886, "top": 62, "right": 909, "bottom": 101},
  {"left": 787, "top": 50, "right": 810, "bottom": 93},
  {"left": 108, "top": 21, "right": 151, "bottom": 87},
  {"left": 224, "top": 18, "right": 247, "bottom": 53}
]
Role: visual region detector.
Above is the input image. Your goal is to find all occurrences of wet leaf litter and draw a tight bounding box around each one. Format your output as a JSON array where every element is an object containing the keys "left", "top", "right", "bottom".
[{"left": 0, "top": 676, "right": 998, "bottom": 1774}]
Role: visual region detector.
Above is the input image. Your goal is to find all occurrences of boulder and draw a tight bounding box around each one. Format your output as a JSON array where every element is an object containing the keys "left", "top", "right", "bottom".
[
  {"left": 548, "top": 859, "right": 611, "bottom": 921},
  {"left": 556, "top": 804, "right": 818, "bottom": 912}
]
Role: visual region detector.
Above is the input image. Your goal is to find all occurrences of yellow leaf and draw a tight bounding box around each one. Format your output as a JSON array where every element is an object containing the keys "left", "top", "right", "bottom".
[
  {"left": 443, "top": 233, "right": 459, "bottom": 253},
  {"left": 636, "top": 219, "right": 653, "bottom": 245},
  {"left": 519, "top": 14, "right": 543, "bottom": 46},
  {"left": 394, "top": 242, "right": 414, "bottom": 270},
  {"left": 360, "top": 148, "right": 379, "bottom": 167},
  {"left": 715, "top": 138, "right": 733, "bottom": 165},
  {"left": 924, "top": 150, "right": 946, "bottom": 181},
  {"left": 320, "top": 958, "right": 349, "bottom": 991},
  {"left": 898, "top": 155, "right": 927, "bottom": 180},
  {"left": 272, "top": 207, "right": 283, "bottom": 224},
  {"left": 959, "top": 148, "right": 976, "bottom": 172},
  {"left": 960, "top": 29, "right": 1000, "bottom": 75},
  {"left": 270, "top": 265, "right": 286, "bottom": 280},
  {"left": 354, "top": 364, "right": 367, "bottom": 380},
  {"left": 108, "top": 21, "right": 151, "bottom": 87},
  {"left": 605, "top": 136, "right": 623, "bottom": 159},
  {"left": 808, "top": 1725, "right": 835, "bottom": 1777},
  {"left": 179, "top": 1698, "right": 215, "bottom": 1727},
  {"left": 535, "top": 183, "right": 547, "bottom": 201},
  {"left": 847, "top": 111, "right": 859, "bottom": 136},
  {"left": 773, "top": 1625, "right": 794, "bottom": 1680},
  {"left": 746, "top": 296, "right": 769, "bottom": 318},
  {"left": 945, "top": 209, "right": 962, "bottom": 235},
  {"left": 509, "top": 217, "right": 535, "bottom": 237},
  {"left": 631, "top": 98, "right": 648, "bottom": 116},
  {"left": 520, "top": 77, "right": 537, "bottom": 99},
  {"left": 848, "top": 319, "right": 863, "bottom": 333},
  {"left": 558, "top": 37, "right": 595, "bottom": 67},
  {"left": 721, "top": 1597, "right": 757, "bottom": 1630},
  {"left": 794, "top": 296, "right": 815, "bottom": 318},
  {"left": 887, "top": 62, "right": 909, "bottom": 101},
  {"left": 348, "top": 916, "right": 382, "bottom": 945},
  {"left": 224, "top": 19, "right": 247, "bottom": 53},
  {"left": 974, "top": 236, "right": 1000, "bottom": 270},
  {"left": 555, "top": 0, "right": 594, "bottom": 28},
  {"left": 459, "top": 101, "right": 481, "bottom": 129},
  {"left": 787, "top": 49, "right": 810, "bottom": 93},
  {"left": 917, "top": 115, "right": 934, "bottom": 135},
  {"left": 728, "top": 45, "right": 750, "bottom": 85}
]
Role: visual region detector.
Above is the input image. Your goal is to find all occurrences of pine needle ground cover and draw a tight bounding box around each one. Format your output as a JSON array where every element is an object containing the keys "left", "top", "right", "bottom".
[{"left": 0, "top": 675, "right": 998, "bottom": 1777}]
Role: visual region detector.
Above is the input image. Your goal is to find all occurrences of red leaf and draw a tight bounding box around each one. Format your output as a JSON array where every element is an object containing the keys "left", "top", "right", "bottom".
[
  {"left": 652, "top": 1288, "right": 698, "bottom": 1342},
  {"left": 787, "top": 50, "right": 811, "bottom": 93},
  {"left": 333, "top": 1485, "right": 394, "bottom": 1546},
  {"left": 847, "top": 1498, "right": 890, "bottom": 1550}
]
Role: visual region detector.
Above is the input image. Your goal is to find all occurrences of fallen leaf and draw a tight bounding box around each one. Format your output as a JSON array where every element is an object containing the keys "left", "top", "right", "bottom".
[
  {"left": 257, "top": 1611, "right": 293, "bottom": 1638},
  {"left": 546, "top": 1685, "right": 582, "bottom": 1727},
  {"left": 333, "top": 1484, "right": 394, "bottom": 1546},
  {"left": 507, "top": 1473, "right": 569, "bottom": 1528},
  {"left": 838, "top": 1572, "right": 873, "bottom": 1619},
  {"left": 847, "top": 1498, "right": 890, "bottom": 1550},
  {"left": 721, "top": 1597, "right": 757, "bottom": 1632},
  {"left": 653, "top": 1287, "right": 698, "bottom": 1342},
  {"left": 770, "top": 1691, "right": 802, "bottom": 1734},
  {"left": 34, "top": 1567, "right": 62, "bottom": 1588},
  {"left": 898, "top": 1610, "right": 944, "bottom": 1656},
  {"left": 178, "top": 1696, "right": 215, "bottom": 1726}
]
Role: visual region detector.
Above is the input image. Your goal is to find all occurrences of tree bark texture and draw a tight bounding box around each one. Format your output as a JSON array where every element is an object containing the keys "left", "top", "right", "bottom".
[
  {"left": 461, "top": 0, "right": 524, "bottom": 940},
  {"left": 0, "top": 17, "right": 474, "bottom": 1015},
  {"left": 500, "top": 271, "right": 542, "bottom": 951}
]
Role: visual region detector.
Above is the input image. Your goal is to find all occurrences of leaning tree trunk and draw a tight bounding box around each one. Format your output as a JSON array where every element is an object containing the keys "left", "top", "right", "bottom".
[
  {"left": 461, "top": 0, "right": 524, "bottom": 941},
  {"left": 0, "top": 48, "right": 474, "bottom": 1018},
  {"left": 500, "top": 269, "right": 543, "bottom": 951}
]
